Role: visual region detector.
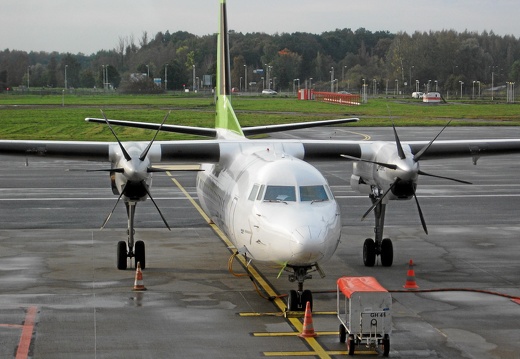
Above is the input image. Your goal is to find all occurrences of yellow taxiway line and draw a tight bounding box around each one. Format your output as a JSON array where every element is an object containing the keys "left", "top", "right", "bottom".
[{"left": 169, "top": 173, "right": 338, "bottom": 359}]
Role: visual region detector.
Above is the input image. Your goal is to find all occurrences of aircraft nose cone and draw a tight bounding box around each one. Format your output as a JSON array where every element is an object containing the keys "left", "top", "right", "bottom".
[{"left": 290, "top": 226, "right": 324, "bottom": 264}]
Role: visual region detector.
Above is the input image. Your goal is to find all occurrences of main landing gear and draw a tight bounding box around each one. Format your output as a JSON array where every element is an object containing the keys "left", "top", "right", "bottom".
[
  {"left": 363, "top": 195, "right": 393, "bottom": 267},
  {"left": 116, "top": 202, "right": 146, "bottom": 270},
  {"left": 286, "top": 264, "right": 325, "bottom": 312}
]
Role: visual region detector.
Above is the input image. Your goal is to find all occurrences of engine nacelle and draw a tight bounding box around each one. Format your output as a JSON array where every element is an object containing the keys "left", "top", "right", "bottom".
[{"left": 350, "top": 174, "right": 372, "bottom": 195}]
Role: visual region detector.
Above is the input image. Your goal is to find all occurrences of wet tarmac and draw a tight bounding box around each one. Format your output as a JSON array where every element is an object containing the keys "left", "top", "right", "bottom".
[{"left": 1, "top": 127, "right": 519, "bottom": 358}]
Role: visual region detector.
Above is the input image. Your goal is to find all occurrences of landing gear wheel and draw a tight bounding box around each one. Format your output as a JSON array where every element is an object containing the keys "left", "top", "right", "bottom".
[
  {"left": 117, "top": 241, "right": 128, "bottom": 270},
  {"left": 339, "top": 324, "right": 347, "bottom": 343},
  {"left": 301, "top": 289, "right": 313, "bottom": 311},
  {"left": 347, "top": 334, "right": 355, "bottom": 355},
  {"left": 363, "top": 238, "right": 376, "bottom": 267},
  {"left": 287, "top": 290, "right": 298, "bottom": 312},
  {"left": 287, "top": 290, "right": 313, "bottom": 312},
  {"left": 135, "top": 240, "right": 146, "bottom": 269},
  {"left": 381, "top": 238, "right": 393, "bottom": 267},
  {"left": 382, "top": 334, "right": 390, "bottom": 357}
]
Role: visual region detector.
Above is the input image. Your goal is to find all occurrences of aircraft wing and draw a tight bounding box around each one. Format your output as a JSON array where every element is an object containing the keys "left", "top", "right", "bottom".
[
  {"left": 0, "top": 140, "right": 111, "bottom": 161},
  {"left": 0, "top": 139, "right": 221, "bottom": 163},
  {"left": 406, "top": 139, "right": 520, "bottom": 160},
  {"left": 298, "top": 139, "right": 520, "bottom": 161},
  {"left": 2, "top": 137, "right": 520, "bottom": 164}
]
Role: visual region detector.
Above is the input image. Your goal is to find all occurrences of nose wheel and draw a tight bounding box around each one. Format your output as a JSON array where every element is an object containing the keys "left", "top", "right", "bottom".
[
  {"left": 287, "top": 289, "right": 313, "bottom": 312},
  {"left": 285, "top": 264, "right": 325, "bottom": 312}
]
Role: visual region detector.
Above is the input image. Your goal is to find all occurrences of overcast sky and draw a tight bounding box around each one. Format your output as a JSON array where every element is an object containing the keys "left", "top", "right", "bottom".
[{"left": 3, "top": 0, "right": 520, "bottom": 55}]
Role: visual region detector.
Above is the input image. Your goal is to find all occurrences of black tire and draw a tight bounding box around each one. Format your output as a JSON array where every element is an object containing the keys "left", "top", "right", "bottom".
[
  {"left": 301, "top": 289, "right": 313, "bottom": 312},
  {"left": 347, "top": 335, "right": 355, "bottom": 355},
  {"left": 135, "top": 240, "right": 146, "bottom": 270},
  {"left": 382, "top": 334, "right": 390, "bottom": 357},
  {"left": 363, "top": 238, "right": 376, "bottom": 267},
  {"left": 381, "top": 238, "right": 393, "bottom": 267},
  {"left": 117, "top": 241, "right": 127, "bottom": 270},
  {"left": 339, "top": 324, "right": 347, "bottom": 343},
  {"left": 287, "top": 290, "right": 298, "bottom": 312}
]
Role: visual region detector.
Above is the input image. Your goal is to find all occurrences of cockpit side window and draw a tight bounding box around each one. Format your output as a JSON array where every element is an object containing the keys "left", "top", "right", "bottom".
[
  {"left": 256, "top": 185, "right": 265, "bottom": 201},
  {"left": 300, "top": 185, "right": 329, "bottom": 202},
  {"left": 264, "top": 185, "right": 296, "bottom": 202},
  {"left": 248, "top": 184, "right": 260, "bottom": 201}
]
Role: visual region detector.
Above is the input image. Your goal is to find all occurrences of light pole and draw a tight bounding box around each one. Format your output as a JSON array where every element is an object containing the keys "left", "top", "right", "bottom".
[
  {"left": 415, "top": 79, "right": 419, "bottom": 92},
  {"left": 435, "top": 80, "right": 438, "bottom": 92},
  {"left": 330, "top": 67, "right": 334, "bottom": 92},
  {"left": 244, "top": 64, "right": 247, "bottom": 92},
  {"left": 192, "top": 65, "right": 196, "bottom": 91},
  {"left": 459, "top": 81, "right": 464, "bottom": 99},
  {"left": 164, "top": 64, "right": 168, "bottom": 91},
  {"left": 309, "top": 78, "right": 313, "bottom": 90},
  {"left": 264, "top": 64, "right": 268, "bottom": 90},
  {"left": 240, "top": 77, "right": 243, "bottom": 92},
  {"left": 64, "top": 65, "right": 68, "bottom": 90},
  {"left": 102, "top": 65, "right": 105, "bottom": 90},
  {"left": 472, "top": 81, "right": 476, "bottom": 100},
  {"left": 409, "top": 65, "right": 414, "bottom": 92},
  {"left": 105, "top": 65, "right": 109, "bottom": 90}
]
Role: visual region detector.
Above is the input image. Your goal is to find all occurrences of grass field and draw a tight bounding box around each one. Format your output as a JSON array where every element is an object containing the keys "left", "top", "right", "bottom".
[{"left": 1, "top": 92, "right": 519, "bottom": 140}]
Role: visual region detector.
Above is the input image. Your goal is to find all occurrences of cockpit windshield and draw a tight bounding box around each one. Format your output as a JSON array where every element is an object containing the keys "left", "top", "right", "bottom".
[
  {"left": 300, "top": 185, "right": 329, "bottom": 202},
  {"left": 256, "top": 184, "right": 330, "bottom": 202},
  {"left": 263, "top": 185, "right": 296, "bottom": 202}
]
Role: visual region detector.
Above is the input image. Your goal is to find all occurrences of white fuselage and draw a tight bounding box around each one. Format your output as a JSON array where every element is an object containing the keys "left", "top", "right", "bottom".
[{"left": 196, "top": 141, "right": 342, "bottom": 267}]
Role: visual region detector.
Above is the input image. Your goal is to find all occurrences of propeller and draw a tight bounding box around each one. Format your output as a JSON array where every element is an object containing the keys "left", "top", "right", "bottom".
[
  {"left": 343, "top": 121, "right": 471, "bottom": 233},
  {"left": 98, "top": 110, "right": 172, "bottom": 230}
]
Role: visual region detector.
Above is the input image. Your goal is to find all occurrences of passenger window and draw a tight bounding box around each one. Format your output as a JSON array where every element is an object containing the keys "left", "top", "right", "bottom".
[
  {"left": 264, "top": 185, "right": 296, "bottom": 202},
  {"left": 248, "top": 184, "right": 259, "bottom": 201},
  {"left": 300, "top": 185, "right": 329, "bottom": 202}
]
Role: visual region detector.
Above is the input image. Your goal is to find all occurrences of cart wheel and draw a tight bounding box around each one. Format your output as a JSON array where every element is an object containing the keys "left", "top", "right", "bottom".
[
  {"left": 382, "top": 334, "right": 390, "bottom": 357},
  {"left": 339, "top": 324, "right": 346, "bottom": 343},
  {"left": 347, "top": 334, "right": 355, "bottom": 355}
]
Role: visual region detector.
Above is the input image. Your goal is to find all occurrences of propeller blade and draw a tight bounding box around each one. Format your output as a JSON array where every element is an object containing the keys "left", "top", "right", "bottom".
[
  {"left": 100, "top": 110, "right": 132, "bottom": 162},
  {"left": 418, "top": 170, "right": 472, "bottom": 184},
  {"left": 413, "top": 191, "right": 428, "bottom": 234},
  {"left": 101, "top": 186, "right": 126, "bottom": 229},
  {"left": 139, "top": 111, "right": 171, "bottom": 161},
  {"left": 361, "top": 183, "right": 395, "bottom": 221},
  {"left": 340, "top": 154, "right": 398, "bottom": 170},
  {"left": 414, "top": 120, "right": 452, "bottom": 162},
  {"left": 143, "top": 183, "right": 171, "bottom": 231},
  {"left": 392, "top": 122, "right": 406, "bottom": 160}
]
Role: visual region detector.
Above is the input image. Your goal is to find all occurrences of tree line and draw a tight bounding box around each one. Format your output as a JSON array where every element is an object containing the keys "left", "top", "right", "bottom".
[{"left": 1, "top": 27, "right": 520, "bottom": 95}]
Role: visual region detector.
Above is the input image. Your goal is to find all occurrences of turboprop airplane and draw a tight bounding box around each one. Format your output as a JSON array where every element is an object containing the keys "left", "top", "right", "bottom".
[{"left": 2, "top": 0, "right": 520, "bottom": 311}]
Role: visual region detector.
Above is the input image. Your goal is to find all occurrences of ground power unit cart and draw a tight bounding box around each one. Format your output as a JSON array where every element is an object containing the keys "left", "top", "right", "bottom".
[{"left": 337, "top": 276, "right": 392, "bottom": 356}]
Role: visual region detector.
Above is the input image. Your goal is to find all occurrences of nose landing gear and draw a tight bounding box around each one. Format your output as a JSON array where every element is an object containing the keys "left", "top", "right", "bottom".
[{"left": 286, "top": 264, "right": 325, "bottom": 312}]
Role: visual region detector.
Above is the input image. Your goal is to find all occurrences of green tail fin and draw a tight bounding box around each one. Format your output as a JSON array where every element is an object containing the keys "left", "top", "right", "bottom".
[{"left": 215, "top": 0, "right": 244, "bottom": 137}]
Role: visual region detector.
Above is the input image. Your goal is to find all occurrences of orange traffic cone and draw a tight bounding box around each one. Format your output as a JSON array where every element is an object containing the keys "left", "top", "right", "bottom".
[
  {"left": 132, "top": 262, "right": 147, "bottom": 291},
  {"left": 298, "top": 301, "right": 317, "bottom": 338},
  {"left": 403, "top": 259, "right": 419, "bottom": 289}
]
